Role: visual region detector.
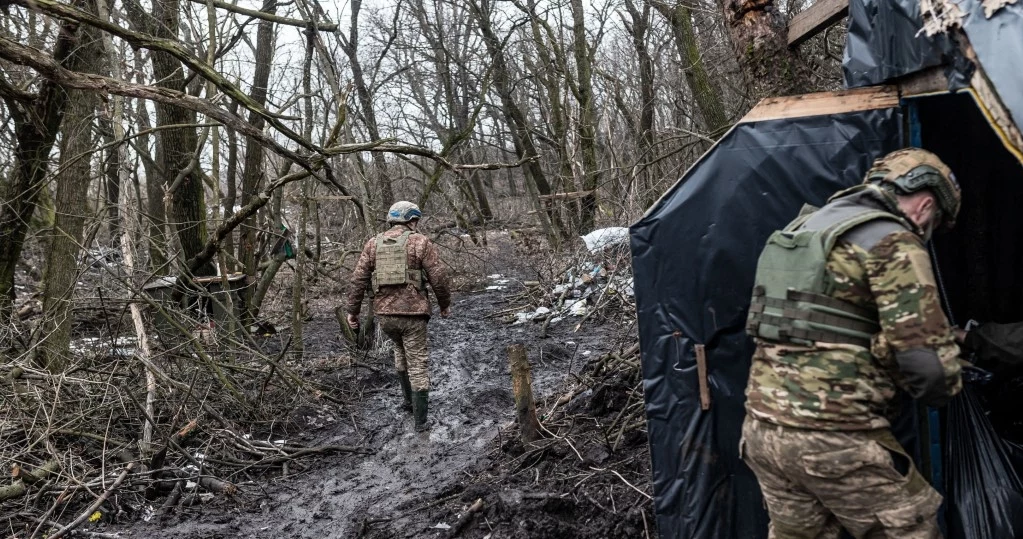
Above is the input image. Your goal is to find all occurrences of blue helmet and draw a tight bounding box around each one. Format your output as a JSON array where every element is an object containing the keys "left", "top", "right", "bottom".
[{"left": 386, "top": 201, "right": 422, "bottom": 224}]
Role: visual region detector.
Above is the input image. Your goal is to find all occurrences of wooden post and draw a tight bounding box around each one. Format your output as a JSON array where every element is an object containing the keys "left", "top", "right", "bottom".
[
  {"left": 694, "top": 344, "right": 711, "bottom": 411},
  {"left": 508, "top": 343, "right": 543, "bottom": 443}
]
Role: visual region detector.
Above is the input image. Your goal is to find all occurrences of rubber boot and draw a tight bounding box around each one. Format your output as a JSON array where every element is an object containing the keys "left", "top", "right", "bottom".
[
  {"left": 397, "top": 371, "right": 413, "bottom": 412},
  {"left": 412, "top": 390, "right": 433, "bottom": 432}
]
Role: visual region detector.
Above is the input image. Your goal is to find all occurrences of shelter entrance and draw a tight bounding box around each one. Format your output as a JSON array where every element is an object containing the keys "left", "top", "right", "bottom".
[
  {"left": 916, "top": 91, "right": 1023, "bottom": 536},
  {"left": 920, "top": 92, "right": 1023, "bottom": 326}
]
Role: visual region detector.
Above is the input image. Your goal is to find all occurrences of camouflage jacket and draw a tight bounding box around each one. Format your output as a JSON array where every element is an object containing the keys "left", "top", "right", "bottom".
[
  {"left": 346, "top": 225, "right": 452, "bottom": 317},
  {"left": 745, "top": 189, "right": 963, "bottom": 430}
]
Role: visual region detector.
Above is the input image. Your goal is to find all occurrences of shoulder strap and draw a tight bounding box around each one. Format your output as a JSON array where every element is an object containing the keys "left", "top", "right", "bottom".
[{"left": 820, "top": 209, "right": 906, "bottom": 255}]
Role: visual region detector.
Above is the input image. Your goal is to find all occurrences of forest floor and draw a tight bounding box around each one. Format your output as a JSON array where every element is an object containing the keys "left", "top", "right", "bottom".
[{"left": 98, "top": 229, "right": 653, "bottom": 539}]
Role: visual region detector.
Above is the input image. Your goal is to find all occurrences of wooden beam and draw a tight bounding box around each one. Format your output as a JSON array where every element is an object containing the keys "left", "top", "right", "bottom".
[
  {"left": 896, "top": 66, "right": 950, "bottom": 97},
  {"left": 741, "top": 86, "right": 900, "bottom": 123},
  {"left": 540, "top": 188, "right": 597, "bottom": 200},
  {"left": 787, "top": 0, "right": 850, "bottom": 47}
]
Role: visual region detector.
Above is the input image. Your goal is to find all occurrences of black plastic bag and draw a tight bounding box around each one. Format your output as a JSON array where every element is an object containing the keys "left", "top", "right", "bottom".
[{"left": 945, "top": 386, "right": 1023, "bottom": 538}]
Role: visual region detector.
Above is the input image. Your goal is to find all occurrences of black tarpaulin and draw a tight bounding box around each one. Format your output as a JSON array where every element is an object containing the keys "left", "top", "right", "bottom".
[
  {"left": 843, "top": 0, "right": 967, "bottom": 89},
  {"left": 630, "top": 108, "right": 903, "bottom": 538}
]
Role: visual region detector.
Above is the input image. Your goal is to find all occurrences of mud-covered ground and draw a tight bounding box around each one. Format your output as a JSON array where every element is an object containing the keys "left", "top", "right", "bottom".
[{"left": 107, "top": 231, "right": 650, "bottom": 538}]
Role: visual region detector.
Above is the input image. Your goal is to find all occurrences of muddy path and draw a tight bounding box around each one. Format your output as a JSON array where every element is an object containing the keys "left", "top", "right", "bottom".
[{"left": 122, "top": 239, "right": 614, "bottom": 538}]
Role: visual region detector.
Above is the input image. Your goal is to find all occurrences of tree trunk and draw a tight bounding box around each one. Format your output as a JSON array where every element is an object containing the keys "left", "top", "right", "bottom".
[
  {"left": 146, "top": 0, "right": 213, "bottom": 277},
  {"left": 570, "top": 0, "right": 601, "bottom": 234},
  {"left": 469, "top": 0, "right": 566, "bottom": 245},
  {"left": 36, "top": 21, "right": 101, "bottom": 372},
  {"left": 523, "top": 0, "right": 581, "bottom": 232},
  {"left": 340, "top": 0, "right": 393, "bottom": 208},
  {"left": 720, "top": 0, "right": 810, "bottom": 99},
  {"left": 99, "top": 116, "right": 122, "bottom": 246},
  {"left": 623, "top": 0, "right": 657, "bottom": 202},
  {"left": 0, "top": 13, "right": 85, "bottom": 319},
  {"left": 136, "top": 96, "right": 168, "bottom": 274},
  {"left": 238, "top": 2, "right": 277, "bottom": 322},
  {"left": 651, "top": 0, "right": 730, "bottom": 134},
  {"left": 222, "top": 100, "right": 239, "bottom": 271}
]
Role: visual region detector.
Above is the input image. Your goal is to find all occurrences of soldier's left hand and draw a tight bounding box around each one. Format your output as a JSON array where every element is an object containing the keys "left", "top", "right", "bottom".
[{"left": 346, "top": 313, "right": 360, "bottom": 328}]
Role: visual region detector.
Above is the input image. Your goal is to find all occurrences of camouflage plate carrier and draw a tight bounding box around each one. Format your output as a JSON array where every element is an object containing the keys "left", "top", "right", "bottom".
[
  {"left": 747, "top": 202, "right": 912, "bottom": 348},
  {"left": 372, "top": 230, "right": 426, "bottom": 293}
]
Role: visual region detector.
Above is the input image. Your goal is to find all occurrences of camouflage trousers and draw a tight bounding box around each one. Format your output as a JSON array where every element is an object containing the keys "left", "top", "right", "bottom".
[
  {"left": 378, "top": 315, "right": 430, "bottom": 391},
  {"left": 740, "top": 416, "right": 942, "bottom": 539}
]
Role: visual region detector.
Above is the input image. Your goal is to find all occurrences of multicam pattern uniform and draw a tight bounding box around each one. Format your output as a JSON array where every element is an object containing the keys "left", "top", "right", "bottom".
[
  {"left": 744, "top": 201, "right": 963, "bottom": 538},
  {"left": 740, "top": 416, "right": 943, "bottom": 539},
  {"left": 746, "top": 228, "right": 962, "bottom": 430},
  {"left": 347, "top": 225, "right": 452, "bottom": 391},
  {"left": 378, "top": 315, "right": 430, "bottom": 390},
  {"left": 346, "top": 225, "right": 452, "bottom": 317}
]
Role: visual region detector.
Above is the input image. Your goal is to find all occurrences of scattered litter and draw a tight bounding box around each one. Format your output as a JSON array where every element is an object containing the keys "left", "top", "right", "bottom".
[
  {"left": 431, "top": 522, "right": 452, "bottom": 530},
  {"left": 486, "top": 274, "right": 503, "bottom": 280},
  {"left": 582, "top": 350, "right": 592, "bottom": 356},
  {"left": 496, "top": 226, "right": 635, "bottom": 330},
  {"left": 569, "top": 302, "right": 587, "bottom": 317},
  {"left": 485, "top": 285, "right": 507, "bottom": 291},
  {"left": 580, "top": 227, "right": 629, "bottom": 253}
]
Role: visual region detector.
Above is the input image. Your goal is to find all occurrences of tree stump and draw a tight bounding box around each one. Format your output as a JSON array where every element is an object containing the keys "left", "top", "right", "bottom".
[{"left": 508, "top": 343, "right": 543, "bottom": 443}]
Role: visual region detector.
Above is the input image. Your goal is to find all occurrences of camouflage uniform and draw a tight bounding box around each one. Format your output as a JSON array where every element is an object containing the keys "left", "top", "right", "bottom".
[
  {"left": 346, "top": 225, "right": 452, "bottom": 391},
  {"left": 743, "top": 187, "right": 962, "bottom": 538}
]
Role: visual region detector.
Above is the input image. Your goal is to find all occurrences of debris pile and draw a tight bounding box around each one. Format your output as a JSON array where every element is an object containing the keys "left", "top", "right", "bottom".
[{"left": 492, "top": 228, "right": 635, "bottom": 334}]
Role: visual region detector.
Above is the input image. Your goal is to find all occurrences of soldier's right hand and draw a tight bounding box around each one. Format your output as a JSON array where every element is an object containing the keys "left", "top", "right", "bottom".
[{"left": 440, "top": 307, "right": 451, "bottom": 318}]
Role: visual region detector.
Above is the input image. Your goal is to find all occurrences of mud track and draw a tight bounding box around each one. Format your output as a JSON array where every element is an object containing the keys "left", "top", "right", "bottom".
[{"left": 126, "top": 252, "right": 611, "bottom": 538}]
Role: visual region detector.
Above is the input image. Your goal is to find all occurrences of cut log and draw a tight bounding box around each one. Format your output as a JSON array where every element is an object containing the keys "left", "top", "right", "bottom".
[
  {"left": 0, "top": 460, "right": 58, "bottom": 501},
  {"left": 508, "top": 344, "right": 543, "bottom": 443}
]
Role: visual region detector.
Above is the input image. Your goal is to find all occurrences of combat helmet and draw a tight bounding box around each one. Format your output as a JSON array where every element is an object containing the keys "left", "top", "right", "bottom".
[
  {"left": 386, "top": 201, "right": 422, "bottom": 224},
  {"left": 864, "top": 148, "right": 961, "bottom": 229}
]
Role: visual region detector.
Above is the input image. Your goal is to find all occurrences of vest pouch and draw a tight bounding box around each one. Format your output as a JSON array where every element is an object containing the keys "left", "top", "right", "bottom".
[
  {"left": 372, "top": 231, "right": 413, "bottom": 291},
  {"left": 749, "top": 230, "right": 829, "bottom": 344},
  {"left": 406, "top": 269, "right": 425, "bottom": 292}
]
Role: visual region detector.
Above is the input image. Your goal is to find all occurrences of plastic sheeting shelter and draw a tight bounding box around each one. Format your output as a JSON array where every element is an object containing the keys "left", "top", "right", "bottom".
[{"left": 630, "top": 2, "right": 1023, "bottom": 537}]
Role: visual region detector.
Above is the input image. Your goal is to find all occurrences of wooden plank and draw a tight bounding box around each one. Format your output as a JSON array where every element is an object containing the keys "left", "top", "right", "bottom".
[
  {"left": 694, "top": 344, "right": 711, "bottom": 411},
  {"left": 741, "top": 86, "right": 900, "bottom": 123},
  {"left": 540, "top": 191, "right": 597, "bottom": 201},
  {"left": 787, "top": 0, "right": 850, "bottom": 47},
  {"left": 310, "top": 195, "right": 355, "bottom": 201},
  {"left": 896, "top": 66, "right": 950, "bottom": 97}
]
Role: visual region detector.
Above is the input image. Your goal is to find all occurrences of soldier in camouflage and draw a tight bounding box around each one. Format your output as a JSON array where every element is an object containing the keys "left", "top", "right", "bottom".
[
  {"left": 742, "top": 148, "right": 964, "bottom": 538},
  {"left": 346, "top": 201, "right": 452, "bottom": 431}
]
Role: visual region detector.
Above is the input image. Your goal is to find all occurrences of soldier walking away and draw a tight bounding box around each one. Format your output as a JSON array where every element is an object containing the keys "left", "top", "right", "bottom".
[
  {"left": 742, "top": 148, "right": 966, "bottom": 538},
  {"left": 345, "top": 201, "right": 452, "bottom": 432}
]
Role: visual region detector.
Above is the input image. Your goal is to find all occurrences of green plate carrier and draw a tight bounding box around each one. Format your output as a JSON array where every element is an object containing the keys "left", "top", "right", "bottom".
[
  {"left": 746, "top": 203, "right": 906, "bottom": 348},
  {"left": 371, "top": 230, "right": 425, "bottom": 293}
]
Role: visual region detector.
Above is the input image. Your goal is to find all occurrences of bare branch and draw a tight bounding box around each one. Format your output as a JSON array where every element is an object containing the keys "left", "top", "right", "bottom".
[{"left": 184, "top": 0, "right": 338, "bottom": 30}]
